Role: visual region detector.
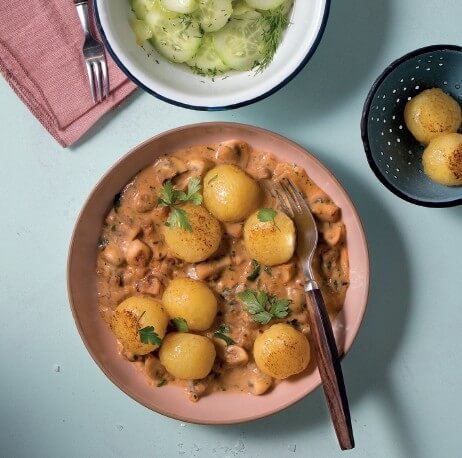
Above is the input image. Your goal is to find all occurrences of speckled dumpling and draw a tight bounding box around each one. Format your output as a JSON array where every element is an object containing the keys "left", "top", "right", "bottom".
[
  {"left": 253, "top": 323, "right": 310, "bottom": 379},
  {"left": 404, "top": 88, "right": 462, "bottom": 144},
  {"left": 159, "top": 333, "right": 216, "bottom": 380},
  {"left": 243, "top": 210, "right": 296, "bottom": 266},
  {"left": 111, "top": 296, "right": 169, "bottom": 355},
  {"left": 422, "top": 132, "right": 462, "bottom": 186},
  {"left": 163, "top": 203, "right": 221, "bottom": 263},
  {"left": 203, "top": 164, "right": 261, "bottom": 222}
]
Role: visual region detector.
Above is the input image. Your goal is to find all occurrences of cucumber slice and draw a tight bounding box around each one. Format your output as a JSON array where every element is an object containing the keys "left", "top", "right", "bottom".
[
  {"left": 196, "top": 0, "right": 233, "bottom": 32},
  {"left": 213, "top": 11, "right": 264, "bottom": 70},
  {"left": 131, "top": 0, "right": 157, "bottom": 19},
  {"left": 244, "top": 0, "right": 285, "bottom": 10},
  {"left": 160, "top": 0, "right": 198, "bottom": 14},
  {"left": 187, "top": 35, "right": 229, "bottom": 75},
  {"left": 129, "top": 16, "right": 153, "bottom": 45},
  {"left": 150, "top": 15, "right": 203, "bottom": 63},
  {"left": 143, "top": 2, "right": 179, "bottom": 32},
  {"left": 231, "top": 0, "right": 254, "bottom": 16}
]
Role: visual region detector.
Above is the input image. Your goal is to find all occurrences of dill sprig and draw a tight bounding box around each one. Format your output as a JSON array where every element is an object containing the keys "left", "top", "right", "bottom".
[{"left": 253, "top": 5, "right": 290, "bottom": 74}]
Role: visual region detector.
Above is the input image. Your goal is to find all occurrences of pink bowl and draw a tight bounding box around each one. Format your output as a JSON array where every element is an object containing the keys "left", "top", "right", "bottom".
[{"left": 67, "top": 122, "right": 369, "bottom": 424}]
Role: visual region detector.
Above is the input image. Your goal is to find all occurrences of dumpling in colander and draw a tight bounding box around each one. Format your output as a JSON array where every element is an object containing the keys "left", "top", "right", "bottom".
[{"left": 404, "top": 88, "right": 462, "bottom": 145}]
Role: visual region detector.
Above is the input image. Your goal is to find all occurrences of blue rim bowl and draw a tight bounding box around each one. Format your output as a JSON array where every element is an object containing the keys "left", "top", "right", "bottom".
[{"left": 94, "top": 0, "right": 330, "bottom": 111}]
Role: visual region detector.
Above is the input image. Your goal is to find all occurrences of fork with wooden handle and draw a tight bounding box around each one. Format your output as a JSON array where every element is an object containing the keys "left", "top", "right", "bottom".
[{"left": 275, "top": 178, "right": 354, "bottom": 450}]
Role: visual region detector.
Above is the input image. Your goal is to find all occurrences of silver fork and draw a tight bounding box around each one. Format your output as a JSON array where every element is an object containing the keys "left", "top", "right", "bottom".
[
  {"left": 74, "top": 0, "right": 109, "bottom": 102},
  {"left": 275, "top": 178, "right": 355, "bottom": 451}
]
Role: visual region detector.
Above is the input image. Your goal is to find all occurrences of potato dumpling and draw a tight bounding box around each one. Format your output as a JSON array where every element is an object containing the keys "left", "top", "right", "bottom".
[
  {"left": 422, "top": 133, "right": 462, "bottom": 186},
  {"left": 162, "top": 278, "right": 217, "bottom": 331},
  {"left": 203, "top": 164, "right": 261, "bottom": 222},
  {"left": 404, "top": 88, "right": 462, "bottom": 144},
  {"left": 253, "top": 323, "right": 310, "bottom": 379},
  {"left": 159, "top": 333, "right": 216, "bottom": 380},
  {"left": 243, "top": 210, "right": 296, "bottom": 266},
  {"left": 163, "top": 203, "right": 221, "bottom": 263},
  {"left": 111, "top": 296, "right": 169, "bottom": 355}
]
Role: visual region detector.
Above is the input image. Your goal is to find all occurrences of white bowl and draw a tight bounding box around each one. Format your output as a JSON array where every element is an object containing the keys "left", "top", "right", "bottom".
[{"left": 94, "top": 0, "right": 330, "bottom": 110}]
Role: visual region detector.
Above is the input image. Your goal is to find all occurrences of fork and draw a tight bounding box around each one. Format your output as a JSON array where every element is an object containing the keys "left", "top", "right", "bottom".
[
  {"left": 74, "top": 0, "right": 109, "bottom": 102},
  {"left": 275, "top": 178, "right": 355, "bottom": 451}
]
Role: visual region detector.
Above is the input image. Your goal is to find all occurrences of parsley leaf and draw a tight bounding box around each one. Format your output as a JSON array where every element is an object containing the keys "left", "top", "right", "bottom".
[
  {"left": 238, "top": 289, "right": 290, "bottom": 325},
  {"left": 264, "top": 266, "right": 272, "bottom": 276},
  {"left": 157, "top": 379, "right": 168, "bottom": 387},
  {"left": 257, "top": 208, "right": 277, "bottom": 223},
  {"left": 138, "top": 326, "right": 162, "bottom": 345},
  {"left": 172, "top": 317, "right": 189, "bottom": 332},
  {"left": 269, "top": 297, "right": 291, "bottom": 318},
  {"left": 238, "top": 290, "right": 263, "bottom": 314},
  {"left": 247, "top": 260, "right": 261, "bottom": 281},
  {"left": 167, "top": 207, "right": 192, "bottom": 232},
  {"left": 214, "top": 324, "right": 235, "bottom": 346},
  {"left": 158, "top": 178, "right": 202, "bottom": 231}
]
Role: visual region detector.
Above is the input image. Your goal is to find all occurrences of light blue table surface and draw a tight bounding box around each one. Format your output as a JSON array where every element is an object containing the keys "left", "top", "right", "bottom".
[{"left": 1, "top": 0, "right": 461, "bottom": 457}]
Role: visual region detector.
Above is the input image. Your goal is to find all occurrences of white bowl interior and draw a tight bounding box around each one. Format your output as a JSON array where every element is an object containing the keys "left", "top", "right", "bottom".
[{"left": 95, "top": 0, "right": 328, "bottom": 108}]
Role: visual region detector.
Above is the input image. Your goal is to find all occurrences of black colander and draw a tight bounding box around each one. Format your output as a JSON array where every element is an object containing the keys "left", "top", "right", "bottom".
[{"left": 361, "top": 44, "right": 462, "bottom": 207}]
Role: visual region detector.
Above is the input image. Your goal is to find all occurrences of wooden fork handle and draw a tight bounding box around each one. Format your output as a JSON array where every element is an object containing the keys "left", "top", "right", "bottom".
[{"left": 305, "top": 288, "right": 355, "bottom": 450}]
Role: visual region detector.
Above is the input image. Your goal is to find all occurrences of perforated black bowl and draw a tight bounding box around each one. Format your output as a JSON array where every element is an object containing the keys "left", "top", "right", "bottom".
[{"left": 361, "top": 44, "right": 462, "bottom": 207}]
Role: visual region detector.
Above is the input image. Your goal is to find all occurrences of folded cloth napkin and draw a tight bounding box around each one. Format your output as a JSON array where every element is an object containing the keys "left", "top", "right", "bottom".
[{"left": 0, "top": 0, "right": 137, "bottom": 147}]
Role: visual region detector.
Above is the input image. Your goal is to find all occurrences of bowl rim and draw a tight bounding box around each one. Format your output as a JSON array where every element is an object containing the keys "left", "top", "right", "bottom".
[
  {"left": 67, "top": 122, "right": 370, "bottom": 424},
  {"left": 361, "top": 43, "right": 462, "bottom": 208},
  {"left": 94, "top": 0, "right": 331, "bottom": 111}
]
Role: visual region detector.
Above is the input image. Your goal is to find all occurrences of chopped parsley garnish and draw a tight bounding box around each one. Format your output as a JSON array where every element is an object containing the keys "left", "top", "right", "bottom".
[
  {"left": 238, "top": 289, "right": 290, "bottom": 325},
  {"left": 138, "top": 326, "right": 162, "bottom": 346},
  {"left": 247, "top": 260, "right": 261, "bottom": 281},
  {"left": 257, "top": 208, "right": 279, "bottom": 230},
  {"left": 257, "top": 208, "right": 277, "bottom": 223},
  {"left": 157, "top": 379, "right": 168, "bottom": 387},
  {"left": 214, "top": 324, "right": 235, "bottom": 346},
  {"left": 264, "top": 266, "right": 272, "bottom": 276},
  {"left": 158, "top": 177, "right": 202, "bottom": 231},
  {"left": 171, "top": 317, "right": 189, "bottom": 333}
]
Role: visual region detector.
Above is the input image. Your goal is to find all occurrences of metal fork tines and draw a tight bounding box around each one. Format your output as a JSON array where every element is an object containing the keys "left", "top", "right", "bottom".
[
  {"left": 74, "top": 0, "right": 109, "bottom": 103},
  {"left": 275, "top": 178, "right": 355, "bottom": 451}
]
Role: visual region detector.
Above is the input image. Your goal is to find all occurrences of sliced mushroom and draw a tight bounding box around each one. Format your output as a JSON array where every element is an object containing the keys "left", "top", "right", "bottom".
[
  {"left": 286, "top": 287, "right": 305, "bottom": 313},
  {"left": 187, "top": 380, "right": 208, "bottom": 402},
  {"left": 272, "top": 262, "right": 296, "bottom": 284},
  {"left": 195, "top": 256, "right": 232, "bottom": 280},
  {"left": 133, "top": 191, "right": 156, "bottom": 213},
  {"left": 223, "top": 222, "right": 244, "bottom": 238},
  {"left": 321, "top": 221, "right": 345, "bottom": 247},
  {"left": 136, "top": 274, "right": 163, "bottom": 297},
  {"left": 223, "top": 345, "right": 248, "bottom": 367},
  {"left": 102, "top": 244, "right": 124, "bottom": 266},
  {"left": 145, "top": 354, "right": 167, "bottom": 381},
  {"left": 248, "top": 366, "right": 273, "bottom": 395},
  {"left": 215, "top": 140, "right": 250, "bottom": 168},
  {"left": 153, "top": 156, "right": 187, "bottom": 183},
  {"left": 186, "top": 158, "right": 215, "bottom": 177},
  {"left": 126, "top": 239, "right": 152, "bottom": 267}
]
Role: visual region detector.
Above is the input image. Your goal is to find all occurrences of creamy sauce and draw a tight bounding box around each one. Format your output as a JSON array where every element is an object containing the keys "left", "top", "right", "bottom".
[{"left": 96, "top": 140, "right": 349, "bottom": 400}]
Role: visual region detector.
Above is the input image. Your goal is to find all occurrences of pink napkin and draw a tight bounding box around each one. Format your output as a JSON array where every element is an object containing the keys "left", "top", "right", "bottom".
[{"left": 0, "top": 1, "right": 137, "bottom": 147}]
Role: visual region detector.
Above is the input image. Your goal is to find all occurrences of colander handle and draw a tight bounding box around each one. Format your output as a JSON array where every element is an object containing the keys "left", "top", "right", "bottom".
[{"left": 305, "top": 288, "right": 355, "bottom": 450}]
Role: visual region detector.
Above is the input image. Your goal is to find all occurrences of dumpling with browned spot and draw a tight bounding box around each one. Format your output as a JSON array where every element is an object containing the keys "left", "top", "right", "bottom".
[
  {"left": 163, "top": 203, "right": 222, "bottom": 263},
  {"left": 423, "top": 133, "right": 462, "bottom": 186}
]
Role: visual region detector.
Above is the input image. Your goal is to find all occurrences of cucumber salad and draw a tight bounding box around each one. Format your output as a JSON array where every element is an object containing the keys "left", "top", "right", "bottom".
[{"left": 129, "top": 0, "right": 293, "bottom": 76}]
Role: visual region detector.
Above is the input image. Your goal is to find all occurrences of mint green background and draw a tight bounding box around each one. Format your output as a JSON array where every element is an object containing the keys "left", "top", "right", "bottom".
[{"left": 1, "top": 1, "right": 461, "bottom": 456}]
